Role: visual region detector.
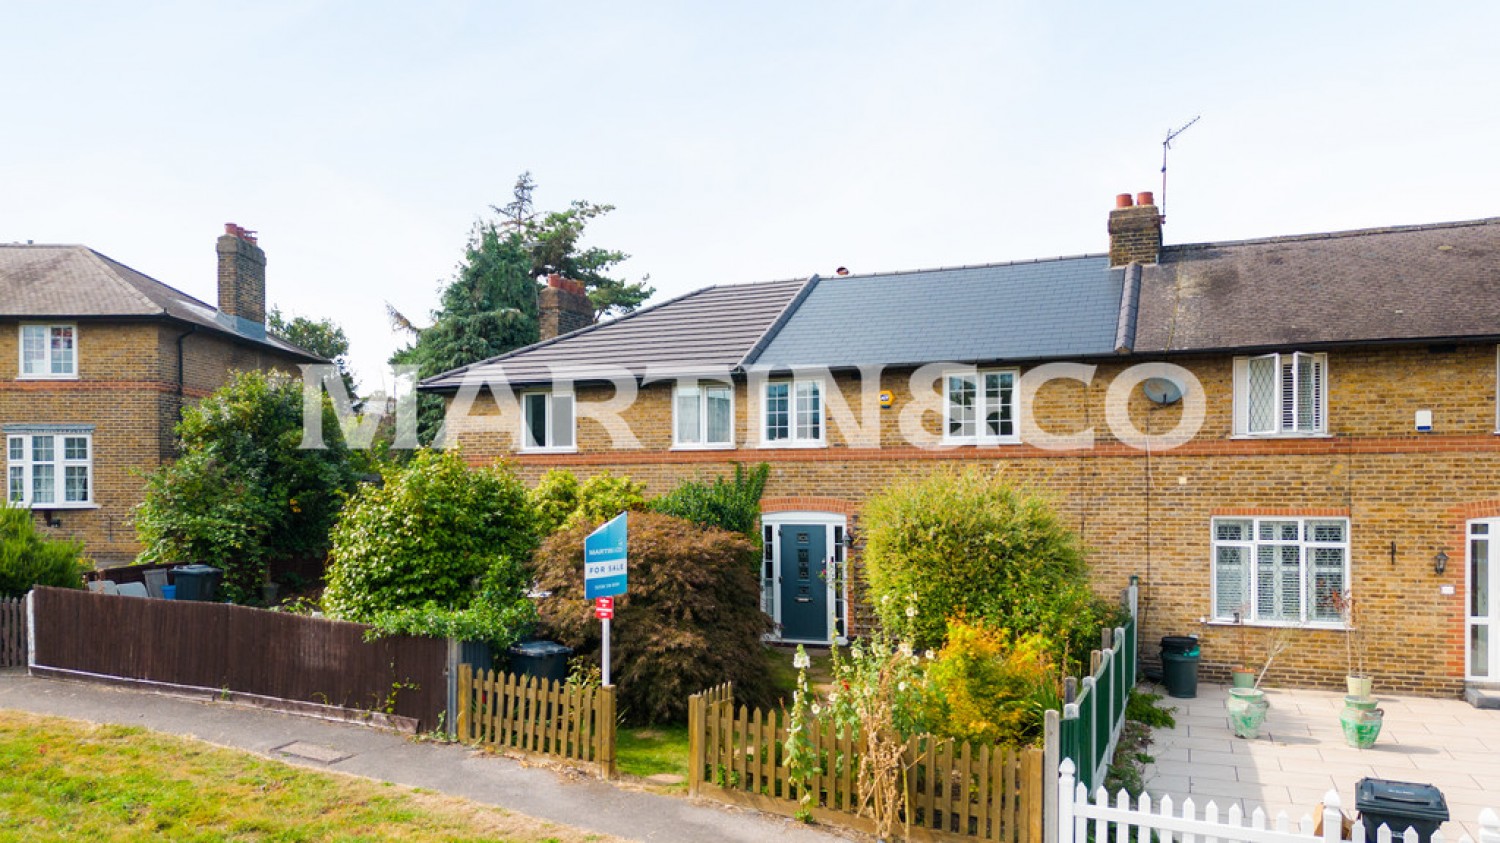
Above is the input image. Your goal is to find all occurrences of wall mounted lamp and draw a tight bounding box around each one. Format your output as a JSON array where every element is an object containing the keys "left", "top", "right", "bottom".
[{"left": 1433, "top": 550, "right": 1449, "bottom": 576}]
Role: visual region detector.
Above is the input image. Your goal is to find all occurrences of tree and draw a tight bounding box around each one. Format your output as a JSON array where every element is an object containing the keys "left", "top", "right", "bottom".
[
  {"left": 322, "top": 449, "right": 537, "bottom": 650},
  {"left": 135, "top": 370, "right": 358, "bottom": 603},
  {"left": 267, "top": 307, "right": 356, "bottom": 397},
  {"left": 389, "top": 174, "right": 654, "bottom": 444}
]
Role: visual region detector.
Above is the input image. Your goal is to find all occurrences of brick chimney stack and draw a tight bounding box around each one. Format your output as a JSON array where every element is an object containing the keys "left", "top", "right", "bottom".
[
  {"left": 538, "top": 273, "right": 592, "bottom": 339},
  {"left": 216, "top": 223, "right": 266, "bottom": 324},
  {"left": 1108, "top": 192, "right": 1162, "bottom": 267}
]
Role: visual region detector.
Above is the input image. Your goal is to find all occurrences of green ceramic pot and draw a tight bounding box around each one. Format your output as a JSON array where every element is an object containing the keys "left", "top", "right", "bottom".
[
  {"left": 1340, "top": 695, "right": 1384, "bottom": 748},
  {"left": 1226, "top": 687, "right": 1269, "bottom": 739}
]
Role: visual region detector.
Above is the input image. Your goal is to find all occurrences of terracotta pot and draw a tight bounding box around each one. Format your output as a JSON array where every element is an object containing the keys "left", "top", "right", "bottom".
[{"left": 1231, "top": 668, "right": 1257, "bottom": 689}]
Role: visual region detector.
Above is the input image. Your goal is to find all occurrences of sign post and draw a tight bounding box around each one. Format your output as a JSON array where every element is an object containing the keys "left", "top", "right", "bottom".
[{"left": 584, "top": 512, "right": 628, "bottom": 686}]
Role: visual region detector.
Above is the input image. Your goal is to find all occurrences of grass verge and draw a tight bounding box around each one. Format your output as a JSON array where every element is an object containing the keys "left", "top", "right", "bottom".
[
  {"left": 615, "top": 724, "right": 690, "bottom": 789},
  {"left": 0, "top": 709, "right": 621, "bottom": 842}
]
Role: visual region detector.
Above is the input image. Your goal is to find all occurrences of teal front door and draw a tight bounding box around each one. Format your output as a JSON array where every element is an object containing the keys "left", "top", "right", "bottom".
[{"left": 779, "top": 525, "right": 828, "bottom": 641}]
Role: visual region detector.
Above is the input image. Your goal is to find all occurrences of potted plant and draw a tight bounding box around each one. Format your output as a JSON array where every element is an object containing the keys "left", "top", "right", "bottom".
[
  {"left": 1229, "top": 610, "right": 1256, "bottom": 688},
  {"left": 1332, "top": 591, "right": 1371, "bottom": 697},
  {"left": 1225, "top": 621, "right": 1297, "bottom": 740}
]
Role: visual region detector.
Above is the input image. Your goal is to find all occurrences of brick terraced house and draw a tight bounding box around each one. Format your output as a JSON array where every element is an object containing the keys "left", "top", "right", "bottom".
[
  {"left": 1, "top": 224, "right": 322, "bottom": 564},
  {"left": 421, "top": 194, "right": 1500, "bottom": 702}
]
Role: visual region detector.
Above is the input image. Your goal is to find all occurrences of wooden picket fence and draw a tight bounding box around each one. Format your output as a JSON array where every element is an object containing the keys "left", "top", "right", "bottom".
[
  {"left": 455, "top": 664, "right": 616, "bottom": 778},
  {"left": 688, "top": 685, "right": 1044, "bottom": 842},
  {"left": 0, "top": 597, "right": 24, "bottom": 668}
]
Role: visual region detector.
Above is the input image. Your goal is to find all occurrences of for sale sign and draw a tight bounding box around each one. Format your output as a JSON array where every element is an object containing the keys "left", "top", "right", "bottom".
[{"left": 583, "top": 512, "right": 628, "bottom": 600}]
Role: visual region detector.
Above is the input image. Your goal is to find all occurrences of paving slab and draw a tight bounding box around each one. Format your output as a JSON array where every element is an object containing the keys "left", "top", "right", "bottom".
[{"left": 1142, "top": 681, "right": 1500, "bottom": 840}]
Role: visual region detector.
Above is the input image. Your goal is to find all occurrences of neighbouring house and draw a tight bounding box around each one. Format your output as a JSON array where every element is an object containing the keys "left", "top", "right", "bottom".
[
  {"left": 419, "top": 194, "right": 1500, "bottom": 701},
  {"left": 1, "top": 224, "right": 323, "bottom": 564}
]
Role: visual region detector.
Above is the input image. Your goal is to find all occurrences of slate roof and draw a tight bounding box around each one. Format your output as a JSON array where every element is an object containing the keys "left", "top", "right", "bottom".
[
  {"left": 0, "top": 244, "right": 322, "bottom": 359},
  {"left": 420, "top": 277, "right": 808, "bottom": 389},
  {"left": 1134, "top": 218, "right": 1500, "bottom": 353},
  {"left": 751, "top": 256, "right": 1125, "bottom": 368}
]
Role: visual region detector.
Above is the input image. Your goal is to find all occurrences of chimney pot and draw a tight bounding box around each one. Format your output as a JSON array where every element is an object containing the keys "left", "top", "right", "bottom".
[
  {"left": 1115, "top": 193, "right": 1134, "bottom": 209},
  {"left": 1136, "top": 191, "right": 1155, "bottom": 207},
  {"left": 1108, "top": 191, "right": 1163, "bottom": 267}
]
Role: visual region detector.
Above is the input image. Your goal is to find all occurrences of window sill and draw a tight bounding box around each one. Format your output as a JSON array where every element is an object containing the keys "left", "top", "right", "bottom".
[
  {"left": 757, "top": 440, "right": 828, "bottom": 449},
  {"left": 518, "top": 447, "right": 578, "bottom": 455},
  {"left": 1202, "top": 618, "right": 1348, "bottom": 631},
  {"left": 670, "top": 443, "right": 737, "bottom": 451},
  {"left": 941, "top": 438, "right": 1022, "bottom": 447},
  {"left": 1229, "top": 432, "right": 1333, "bottom": 440},
  {"left": 16, "top": 374, "right": 80, "bottom": 382},
  {"left": 18, "top": 503, "right": 99, "bottom": 511}
]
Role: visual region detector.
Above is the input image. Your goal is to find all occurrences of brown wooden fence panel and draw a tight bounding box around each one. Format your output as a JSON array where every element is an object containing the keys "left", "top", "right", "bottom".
[
  {"left": 455, "top": 664, "right": 615, "bottom": 778},
  {"left": 0, "top": 597, "right": 25, "bottom": 668},
  {"left": 687, "top": 684, "right": 1043, "bottom": 842},
  {"left": 29, "top": 586, "right": 447, "bottom": 730}
]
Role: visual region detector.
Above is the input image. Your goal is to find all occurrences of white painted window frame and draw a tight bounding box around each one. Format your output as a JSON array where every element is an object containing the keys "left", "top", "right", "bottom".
[
  {"left": 1232, "top": 351, "right": 1329, "bottom": 437},
  {"left": 671, "top": 380, "right": 736, "bottom": 450},
  {"left": 760, "top": 510, "right": 849, "bottom": 645},
  {"left": 942, "top": 367, "right": 1020, "bottom": 445},
  {"left": 5, "top": 427, "right": 95, "bottom": 509},
  {"left": 18, "top": 323, "right": 79, "bottom": 380},
  {"left": 518, "top": 390, "right": 577, "bottom": 453},
  {"left": 1209, "top": 515, "right": 1349, "bottom": 626},
  {"left": 760, "top": 378, "right": 825, "bottom": 448}
]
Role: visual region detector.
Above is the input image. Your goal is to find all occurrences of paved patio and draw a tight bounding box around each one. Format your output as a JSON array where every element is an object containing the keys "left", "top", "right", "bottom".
[{"left": 1139, "top": 681, "right": 1500, "bottom": 840}]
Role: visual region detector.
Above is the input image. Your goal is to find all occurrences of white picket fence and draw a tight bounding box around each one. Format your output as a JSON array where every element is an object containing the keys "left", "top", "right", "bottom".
[{"left": 1057, "top": 759, "right": 1500, "bottom": 843}]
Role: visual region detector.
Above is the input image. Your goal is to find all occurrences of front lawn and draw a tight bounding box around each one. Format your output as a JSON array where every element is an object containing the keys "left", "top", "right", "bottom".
[
  {"left": 0, "top": 710, "right": 618, "bottom": 842},
  {"left": 615, "top": 724, "right": 690, "bottom": 788}
]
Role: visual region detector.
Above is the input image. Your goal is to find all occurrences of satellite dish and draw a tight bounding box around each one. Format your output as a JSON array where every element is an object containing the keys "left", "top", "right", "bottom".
[{"left": 1142, "top": 377, "right": 1184, "bottom": 405}]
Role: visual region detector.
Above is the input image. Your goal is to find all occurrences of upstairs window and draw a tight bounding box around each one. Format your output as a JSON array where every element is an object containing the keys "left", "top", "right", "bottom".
[
  {"left": 1211, "top": 516, "right": 1348, "bottom": 624},
  {"left": 1233, "top": 352, "right": 1327, "bottom": 435},
  {"left": 520, "top": 391, "right": 575, "bottom": 452},
  {"left": 6, "top": 428, "right": 93, "bottom": 507},
  {"left": 944, "top": 370, "right": 1018, "bottom": 444},
  {"left": 19, "top": 324, "right": 77, "bottom": 378},
  {"left": 764, "top": 379, "right": 823, "bottom": 446},
  {"left": 674, "top": 382, "right": 734, "bottom": 448}
]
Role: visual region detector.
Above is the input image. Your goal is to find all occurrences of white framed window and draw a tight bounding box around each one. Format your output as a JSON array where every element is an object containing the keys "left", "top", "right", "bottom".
[
  {"left": 519, "top": 391, "right": 575, "bottom": 452},
  {"left": 763, "top": 379, "right": 823, "bottom": 446},
  {"left": 1211, "top": 516, "right": 1348, "bottom": 625},
  {"left": 19, "top": 324, "right": 77, "bottom": 379},
  {"left": 673, "top": 381, "right": 734, "bottom": 448},
  {"left": 1233, "top": 351, "right": 1327, "bottom": 436},
  {"left": 943, "top": 369, "right": 1019, "bottom": 444},
  {"left": 5, "top": 427, "right": 93, "bottom": 507}
]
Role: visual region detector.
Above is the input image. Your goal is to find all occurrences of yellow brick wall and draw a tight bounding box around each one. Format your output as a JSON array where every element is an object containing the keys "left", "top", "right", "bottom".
[
  {"left": 442, "top": 342, "right": 1500, "bottom": 695},
  {"left": 1, "top": 319, "right": 309, "bottom": 564}
]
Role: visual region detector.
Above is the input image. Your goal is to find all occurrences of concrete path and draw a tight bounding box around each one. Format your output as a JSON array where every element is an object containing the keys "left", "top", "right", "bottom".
[
  {"left": 1140, "top": 681, "right": 1500, "bottom": 840},
  {"left": 0, "top": 671, "right": 853, "bottom": 843}
]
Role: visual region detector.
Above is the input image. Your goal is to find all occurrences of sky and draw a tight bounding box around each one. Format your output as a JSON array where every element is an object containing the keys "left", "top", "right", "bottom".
[{"left": 5, "top": 2, "right": 1499, "bottom": 392}]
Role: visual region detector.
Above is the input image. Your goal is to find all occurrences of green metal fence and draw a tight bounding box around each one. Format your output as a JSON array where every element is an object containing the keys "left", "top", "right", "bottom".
[{"left": 1043, "top": 575, "right": 1139, "bottom": 827}]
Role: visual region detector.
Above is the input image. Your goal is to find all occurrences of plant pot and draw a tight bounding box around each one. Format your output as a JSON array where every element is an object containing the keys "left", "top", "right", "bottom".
[
  {"left": 1340, "top": 695, "right": 1383, "bottom": 748},
  {"left": 1226, "top": 687, "right": 1269, "bottom": 739},
  {"left": 1347, "top": 675, "right": 1372, "bottom": 697},
  {"left": 1231, "top": 668, "right": 1257, "bottom": 689}
]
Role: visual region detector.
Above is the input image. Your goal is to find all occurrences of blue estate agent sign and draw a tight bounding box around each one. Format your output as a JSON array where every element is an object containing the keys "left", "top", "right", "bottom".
[{"left": 584, "top": 512, "right": 628, "bottom": 600}]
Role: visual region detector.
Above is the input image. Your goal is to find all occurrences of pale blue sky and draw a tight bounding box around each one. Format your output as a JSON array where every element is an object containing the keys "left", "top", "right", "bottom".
[{"left": 4, "top": 2, "right": 1498, "bottom": 389}]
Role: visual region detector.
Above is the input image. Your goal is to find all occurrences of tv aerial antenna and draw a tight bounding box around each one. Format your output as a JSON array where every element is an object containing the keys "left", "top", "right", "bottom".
[{"left": 1160, "top": 115, "right": 1200, "bottom": 223}]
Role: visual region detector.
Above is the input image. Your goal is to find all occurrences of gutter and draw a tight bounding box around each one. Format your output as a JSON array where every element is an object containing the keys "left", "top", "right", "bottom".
[{"left": 176, "top": 324, "right": 198, "bottom": 417}]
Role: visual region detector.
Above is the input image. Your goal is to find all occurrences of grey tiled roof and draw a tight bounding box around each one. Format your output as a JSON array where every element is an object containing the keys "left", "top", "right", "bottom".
[
  {"left": 1134, "top": 218, "right": 1500, "bottom": 352},
  {"left": 420, "top": 278, "right": 809, "bottom": 389},
  {"left": 0, "top": 244, "right": 322, "bottom": 359},
  {"left": 751, "top": 256, "right": 1125, "bottom": 368}
]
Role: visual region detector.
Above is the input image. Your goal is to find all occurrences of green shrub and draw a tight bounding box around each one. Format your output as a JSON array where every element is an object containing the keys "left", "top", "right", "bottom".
[
  {"left": 0, "top": 506, "right": 90, "bottom": 597},
  {"left": 861, "top": 467, "right": 1118, "bottom": 670},
  {"left": 528, "top": 469, "right": 580, "bottom": 537},
  {"left": 135, "top": 370, "right": 356, "bottom": 603},
  {"left": 323, "top": 450, "right": 536, "bottom": 647},
  {"left": 917, "top": 619, "right": 1060, "bottom": 747},
  {"left": 649, "top": 463, "right": 769, "bottom": 543},
  {"left": 529, "top": 510, "right": 775, "bottom": 725},
  {"left": 528, "top": 470, "right": 646, "bottom": 537}
]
